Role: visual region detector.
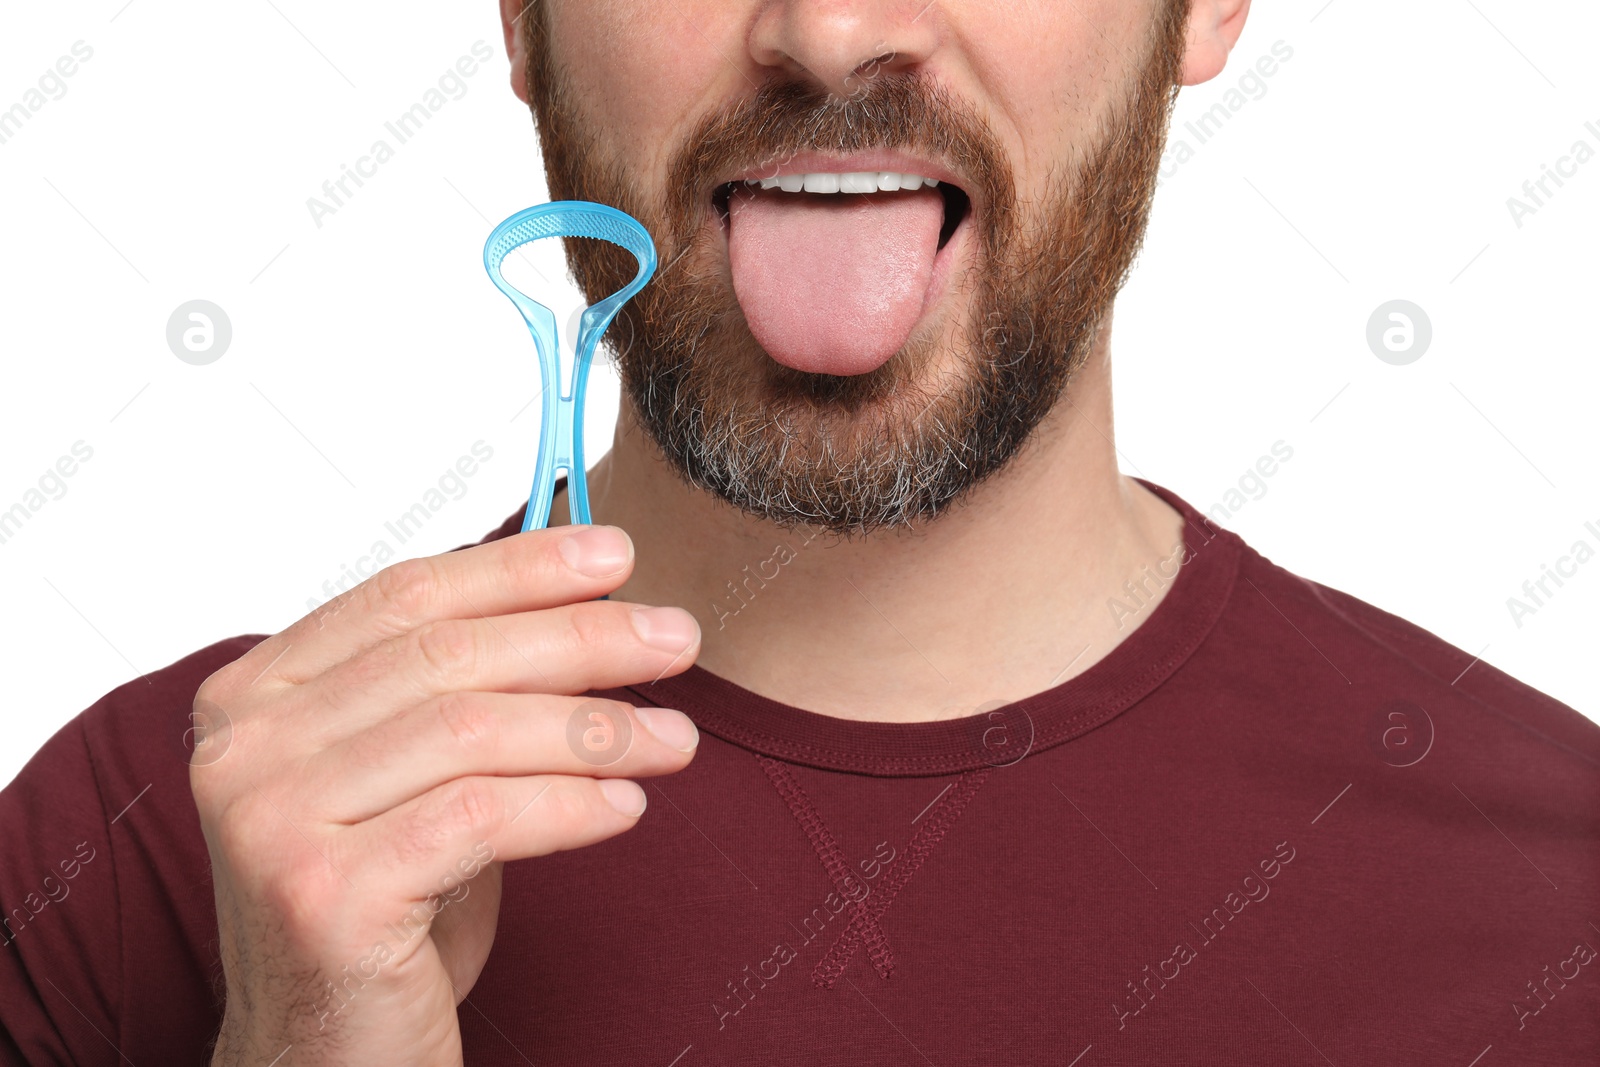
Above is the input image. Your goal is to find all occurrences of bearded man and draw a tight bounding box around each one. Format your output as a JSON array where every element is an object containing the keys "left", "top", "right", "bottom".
[{"left": 2, "top": 1, "right": 1596, "bottom": 1064}]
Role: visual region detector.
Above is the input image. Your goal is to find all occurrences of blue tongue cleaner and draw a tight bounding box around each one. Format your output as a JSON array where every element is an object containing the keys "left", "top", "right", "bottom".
[{"left": 483, "top": 202, "right": 658, "bottom": 532}]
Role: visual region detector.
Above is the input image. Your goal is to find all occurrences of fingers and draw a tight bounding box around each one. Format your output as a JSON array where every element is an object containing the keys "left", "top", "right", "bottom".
[
  {"left": 308, "top": 694, "right": 698, "bottom": 823},
  {"left": 296, "top": 599, "right": 701, "bottom": 740},
  {"left": 342, "top": 772, "right": 650, "bottom": 899},
  {"left": 239, "top": 524, "right": 638, "bottom": 686}
]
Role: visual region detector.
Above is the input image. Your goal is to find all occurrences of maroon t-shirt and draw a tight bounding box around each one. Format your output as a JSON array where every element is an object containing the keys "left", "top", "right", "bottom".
[{"left": 3, "top": 481, "right": 1597, "bottom": 1065}]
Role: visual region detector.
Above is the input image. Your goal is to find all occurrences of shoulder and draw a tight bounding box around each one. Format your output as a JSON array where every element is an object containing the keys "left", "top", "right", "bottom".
[
  {"left": 3, "top": 630, "right": 267, "bottom": 867},
  {"left": 1230, "top": 540, "right": 1600, "bottom": 765},
  {"left": 80, "top": 633, "right": 269, "bottom": 784},
  {"left": 1152, "top": 526, "right": 1598, "bottom": 1055},
  {"left": 1128, "top": 479, "right": 1597, "bottom": 780}
]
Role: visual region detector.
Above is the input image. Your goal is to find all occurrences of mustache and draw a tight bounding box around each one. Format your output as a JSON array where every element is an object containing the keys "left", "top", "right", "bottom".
[{"left": 663, "top": 72, "right": 1014, "bottom": 235}]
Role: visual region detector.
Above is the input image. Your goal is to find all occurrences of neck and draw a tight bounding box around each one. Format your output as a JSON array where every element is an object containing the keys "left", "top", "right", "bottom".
[{"left": 557, "top": 320, "right": 1185, "bottom": 723}]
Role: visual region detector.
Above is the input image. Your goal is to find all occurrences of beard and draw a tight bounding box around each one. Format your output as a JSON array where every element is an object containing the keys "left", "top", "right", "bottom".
[{"left": 521, "top": 4, "right": 1188, "bottom": 535}]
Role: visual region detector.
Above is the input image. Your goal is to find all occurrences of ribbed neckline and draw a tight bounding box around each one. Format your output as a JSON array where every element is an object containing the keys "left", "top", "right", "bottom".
[{"left": 479, "top": 479, "right": 1241, "bottom": 778}]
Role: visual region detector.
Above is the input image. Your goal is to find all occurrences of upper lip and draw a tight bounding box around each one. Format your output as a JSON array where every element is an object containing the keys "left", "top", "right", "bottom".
[{"left": 715, "top": 150, "right": 971, "bottom": 197}]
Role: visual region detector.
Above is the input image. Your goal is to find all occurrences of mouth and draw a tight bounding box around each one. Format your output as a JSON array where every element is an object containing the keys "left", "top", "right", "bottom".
[
  {"left": 711, "top": 169, "right": 972, "bottom": 253},
  {"left": 706, "top": 153, "right": 975, "bottom": 377}
]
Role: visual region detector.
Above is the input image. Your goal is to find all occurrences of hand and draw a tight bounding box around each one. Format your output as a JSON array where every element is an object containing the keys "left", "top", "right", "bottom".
[{"left": 189, "top": 525, "right": 700, "bottom": 1066}]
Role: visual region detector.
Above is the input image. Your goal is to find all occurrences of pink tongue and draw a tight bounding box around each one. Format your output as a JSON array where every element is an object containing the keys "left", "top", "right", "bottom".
[{"left": 727, "top": 186, "right": 943, "bottom": 375}]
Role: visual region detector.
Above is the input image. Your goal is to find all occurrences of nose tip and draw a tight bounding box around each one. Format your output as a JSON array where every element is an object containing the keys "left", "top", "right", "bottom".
[{"left": 749, "top": 1, "right": 940, "bottom": 99}]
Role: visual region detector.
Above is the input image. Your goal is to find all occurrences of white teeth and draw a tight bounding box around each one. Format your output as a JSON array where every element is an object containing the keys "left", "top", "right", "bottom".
[{"left": 740, "top": 171, "right": 943, "bottom": 195}]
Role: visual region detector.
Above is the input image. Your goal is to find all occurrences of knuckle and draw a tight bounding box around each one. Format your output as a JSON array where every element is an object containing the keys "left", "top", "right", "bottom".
[
  {"left": 203, "top": 795, "right": 348, "bottom": 944},
  {"left": 445, "top": 779, "right": 503, "bottom": 832},
  {"left": 372, "top": 557, "right": 439, "bottom": 625},
  {"left": 195, "top": 663, "right": 241, "bottom": 709},
  {"left": 258, "top": 856, "right": 342, "bottom": 937},
  {"left": 504, "top": 532, "right": 560, "bottom": 593},
  {"left": 433, "top": 691, "right": 498, "bottom": 755},
  {"left": 566, "top": 601, "right": 622, "bottom": 654},
  {"left": 210, "top": 793, "right": 267, "bottom": 859},
  {"left": 398, "top": 781, "right": 503, "bottom": 863},
  {"left": 539, "top": 780, "right": 592, "bottom": 830},
  {"left": 413, "top": 619, "right": 479, "bottom": 685}
]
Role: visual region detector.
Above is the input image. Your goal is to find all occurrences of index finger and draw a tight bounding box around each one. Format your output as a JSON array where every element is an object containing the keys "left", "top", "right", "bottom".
[{"left": 236, "top": 524, "right": 636, "bottom": 686}]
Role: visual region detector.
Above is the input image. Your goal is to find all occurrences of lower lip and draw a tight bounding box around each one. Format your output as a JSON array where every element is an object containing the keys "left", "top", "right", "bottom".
[{"left": 711, "top": 191, "right": 975, "bottom": 343}]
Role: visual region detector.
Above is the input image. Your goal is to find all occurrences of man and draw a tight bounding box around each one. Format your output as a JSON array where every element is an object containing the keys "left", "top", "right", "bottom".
[{"left": 2, "top": 0, "right": 1596, "bottom": 1063}]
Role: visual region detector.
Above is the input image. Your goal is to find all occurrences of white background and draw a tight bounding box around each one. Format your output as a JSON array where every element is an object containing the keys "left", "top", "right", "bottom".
[{"left": 1, "top": 0, "right": 1595, "bottom": 788}]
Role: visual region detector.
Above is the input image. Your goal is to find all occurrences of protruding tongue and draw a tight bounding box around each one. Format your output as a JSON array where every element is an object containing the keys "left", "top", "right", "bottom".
[{"left": 727, "top": 186, "right": 944, "bottom": 375}]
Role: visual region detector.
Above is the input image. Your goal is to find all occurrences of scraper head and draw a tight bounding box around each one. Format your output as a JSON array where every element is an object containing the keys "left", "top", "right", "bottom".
[{"left": 483, "top": 201, "right": 656, "bottom": 532}]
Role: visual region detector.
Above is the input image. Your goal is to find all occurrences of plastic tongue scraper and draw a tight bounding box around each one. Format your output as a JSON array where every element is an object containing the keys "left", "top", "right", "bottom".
[{"left": 483, "top": 201, "right": 656, "bottom": 532}]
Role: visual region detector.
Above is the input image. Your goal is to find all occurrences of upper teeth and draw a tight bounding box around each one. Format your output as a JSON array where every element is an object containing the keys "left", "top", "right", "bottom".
[{"left": 743, "top": 172, "right": 939, "bottom": 193}]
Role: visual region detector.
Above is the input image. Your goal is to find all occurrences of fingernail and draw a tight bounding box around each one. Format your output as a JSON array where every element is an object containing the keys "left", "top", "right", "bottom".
[
  {"left": 631, "top": 606, "right": 700, "bottom": 653},
  {"left": 635, "top": 708, "right": 699, "bottom": 752},
  {"left": 599, "top": 778, "right": 647, "bottom": 817},
  {"left": 559, "top": 526, "right": 632, "bottom": 578}
]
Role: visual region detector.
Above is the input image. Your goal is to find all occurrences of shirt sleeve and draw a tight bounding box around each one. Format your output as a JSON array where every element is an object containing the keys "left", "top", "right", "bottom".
[
  {"left": 0, "top": 714, "right": 123, "bottom": 1066},
  {"left": 0, "top": 635, "right": 265, "bottom": 1066}
]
